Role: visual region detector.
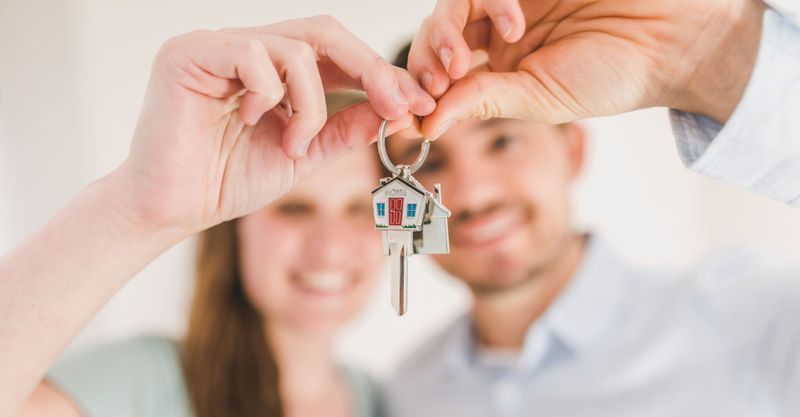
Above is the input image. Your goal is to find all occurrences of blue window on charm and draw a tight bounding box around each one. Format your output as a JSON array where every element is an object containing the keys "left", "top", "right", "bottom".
[
  {"left": 376, "top": 203, "right": 385, "bottom": 217},
  {"left": 406, "top": 203, "right": 417, "bottom": 217}
]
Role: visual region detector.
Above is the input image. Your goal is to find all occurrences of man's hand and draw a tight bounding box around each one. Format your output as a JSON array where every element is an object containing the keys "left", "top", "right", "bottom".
[
  {"left": 409, "top": 0, "right": 766, "bottom": 138},
  {"left": 115, "top": 16, "right": 435, "bottom": 237}
]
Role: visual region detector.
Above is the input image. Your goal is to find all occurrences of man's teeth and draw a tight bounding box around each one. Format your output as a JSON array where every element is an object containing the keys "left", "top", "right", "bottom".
[
  {"left": 296, "top": 272, "right": 350, "bottom": 292},
  {"left": 462, "top": 212, "right": 520, "bottom": 244}
]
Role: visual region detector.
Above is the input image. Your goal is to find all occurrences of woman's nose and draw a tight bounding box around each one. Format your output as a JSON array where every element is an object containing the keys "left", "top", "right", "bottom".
[{"left": 302, "top": 217, "right": 355, "bottom": 267}]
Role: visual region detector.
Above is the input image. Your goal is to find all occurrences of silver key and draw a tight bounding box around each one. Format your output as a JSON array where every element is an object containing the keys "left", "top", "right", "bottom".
[{"left": 372, "top": 119, "right": 451, "bottom": 315}]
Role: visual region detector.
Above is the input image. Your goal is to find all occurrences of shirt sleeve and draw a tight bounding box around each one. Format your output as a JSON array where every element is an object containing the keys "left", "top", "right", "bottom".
[
  {"left": 46, "top": 336, "right": 190, "bottom": 417},
  {"left": 670, "top": 8, "right": 800, "bottom": 207}
]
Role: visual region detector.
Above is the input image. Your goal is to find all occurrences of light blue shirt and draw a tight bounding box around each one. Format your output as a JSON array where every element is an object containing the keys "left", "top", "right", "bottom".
[
  {"left": 671, "top": 6, "right": 800, "bottom": 207},
  {"left": 387, "top": 237, "right": 800, "bottom": 417}
]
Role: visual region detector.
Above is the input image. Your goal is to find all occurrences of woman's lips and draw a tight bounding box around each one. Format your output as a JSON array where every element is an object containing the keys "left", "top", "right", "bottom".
[
  {"left": 292, "top": 272, "right": 356, "bottom": 296},
  {"left": 451, "top": 206, "right": 528, "bottom": 249}
]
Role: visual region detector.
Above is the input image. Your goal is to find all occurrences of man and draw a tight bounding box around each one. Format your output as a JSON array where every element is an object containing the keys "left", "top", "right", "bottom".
[{"left": 386, "top": 44, "right": 800, "bottom": 417}]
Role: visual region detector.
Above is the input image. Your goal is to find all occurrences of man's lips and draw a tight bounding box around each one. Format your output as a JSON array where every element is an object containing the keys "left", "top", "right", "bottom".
[{"left": 451, "top": 206, "right": 528, "bottom": 248}]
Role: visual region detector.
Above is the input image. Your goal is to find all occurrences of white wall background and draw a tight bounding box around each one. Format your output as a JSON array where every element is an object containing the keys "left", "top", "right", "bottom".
[{"left": 2, "top": 0, "right": 799, "bottom": 380}]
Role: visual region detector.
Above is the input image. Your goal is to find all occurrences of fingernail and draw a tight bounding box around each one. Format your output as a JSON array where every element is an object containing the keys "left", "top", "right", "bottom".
[
  {"left": 438, "top": 47, "right": 453, "bottom": 73},
  {"left": 294, "top": 138, "right": 312, "bottom": 158},
  {"left": 418, "top": 86, "right": 436, "bottom": 109},
  {"left": 391, "top": 84, "right": 408, "bottom": 105},
  {"left": 244, "top": 112, "right": 260, "bottom": 126},
  {"left": 419, "top": 71, "right": 434, "bottom": 91},
  {"left": 434, "top": 119, "right": 456, "bottom": 139},
  {"left": 496, "top": 15, "right": 514, "bottom": 39}
]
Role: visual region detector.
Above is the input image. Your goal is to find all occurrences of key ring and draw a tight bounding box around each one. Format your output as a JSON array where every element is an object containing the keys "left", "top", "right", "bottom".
[{"left": 378, "top": 119, "right": 430, "bottom": 177}]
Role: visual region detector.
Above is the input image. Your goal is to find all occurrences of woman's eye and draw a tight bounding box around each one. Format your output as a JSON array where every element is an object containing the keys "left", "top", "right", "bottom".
[{"left": 275, "top": 202, "right": 313, "bottom": 216}]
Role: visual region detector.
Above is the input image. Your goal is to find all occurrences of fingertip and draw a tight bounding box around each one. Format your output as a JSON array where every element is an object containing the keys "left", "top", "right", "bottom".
[
  {"left": 394, "top": 117, "right": 423, "bottom": 140},
  {"left": 408, "top": 39, "right": 452, "bottom": 98},
  {"left": 493, "top": 15, "right": 525, "bottom": 43},
  {"left": 363, "top": 75, "right": 411, "bottom": 121},
  {"left": 444, "top": 44, "right": 472, "bottom": 80},
  {"left": 413, "top": 95, "right": 436, "bottom": 117},
  {"left": 384, "top": 112, "right": 415, "bottom": 135},
  {"left": 239, "top": 106, "right": 261, "bottom": 126},
  {"left": 431, "top": 25, "right": 472, "bottom": 80},
  {"left": 414, "top": 85, "right": 437, "bottom": 116},
  {"left": 397, "top": 71, "right": 436, "bottom": 117},
  {"left": 283, "top": 133, "right": 313, "bottom": 159},
  {"left": 429, "top": 118, "right": 458, "bottom": 140}
]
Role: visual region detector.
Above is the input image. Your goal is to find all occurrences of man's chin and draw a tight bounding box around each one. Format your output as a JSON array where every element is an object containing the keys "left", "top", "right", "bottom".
[{"left": 439, "top": 256, "right": 537, "bottom": 294}]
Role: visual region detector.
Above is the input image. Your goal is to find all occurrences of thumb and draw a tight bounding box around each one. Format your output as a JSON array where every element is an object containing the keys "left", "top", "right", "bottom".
[
  {"left": 299, "top": 101, "right": 414, "bottom": 169},
  {"left": 420, "top": 71, "right": 577, "bottom": 139}
]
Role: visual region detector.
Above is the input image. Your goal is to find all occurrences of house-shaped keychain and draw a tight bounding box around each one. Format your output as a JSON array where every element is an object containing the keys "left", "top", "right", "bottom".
[
  {"left": 371, "top": 119, "right": 451, "bottom": 315},
  {"left": 372, "top": 175, "right": 450, "bottom": 255}
]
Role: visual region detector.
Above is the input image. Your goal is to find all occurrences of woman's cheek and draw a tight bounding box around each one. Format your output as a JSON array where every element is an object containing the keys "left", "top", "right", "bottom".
[{"left": 239, "top": 216, "right": 306, "bottom": 312}]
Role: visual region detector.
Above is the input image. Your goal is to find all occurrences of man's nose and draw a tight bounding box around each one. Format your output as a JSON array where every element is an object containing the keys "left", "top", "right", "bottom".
[{"left": 444, "top": 157, "right": 505, "bottom": 215}]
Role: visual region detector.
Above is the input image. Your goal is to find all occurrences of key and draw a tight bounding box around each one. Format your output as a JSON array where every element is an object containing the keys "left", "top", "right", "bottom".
[
  {"left": 388, "top": 232, "right": 409, "bottom": 314},
  {"left": 372, "top": 120, "right": 451, "bottom": 315}
]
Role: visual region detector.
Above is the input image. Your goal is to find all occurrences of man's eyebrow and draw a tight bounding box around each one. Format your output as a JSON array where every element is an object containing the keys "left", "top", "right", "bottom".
[
  {"left": 400, "top": 141, "right": 425, "bottom": 161},
  {"left": 475, "top": 118, "right": 504, "bottom": 130}
]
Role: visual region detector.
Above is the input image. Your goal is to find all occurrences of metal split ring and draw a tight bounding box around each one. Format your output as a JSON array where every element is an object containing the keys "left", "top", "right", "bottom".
[{"left": 377, "top": 119, "right": 430, "bottom": 176}]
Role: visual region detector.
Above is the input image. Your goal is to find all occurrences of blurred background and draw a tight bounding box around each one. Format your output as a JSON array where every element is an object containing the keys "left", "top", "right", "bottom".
[{"left": 1, "top": 0, "right": 799, "bottom": 380}]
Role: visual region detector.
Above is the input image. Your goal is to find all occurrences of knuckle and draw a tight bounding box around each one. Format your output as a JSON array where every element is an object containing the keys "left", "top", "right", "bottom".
[
  {"left": 311, "top": 14, "right": 342, "bottom": 29},
  {"left": 157, "top": 30, "right": 197, "bottom": 57},
  {"left": 238, "top": 38, "right": 264, "bottom": 58},
  {"left": 308, "top": 110, "right": 328, "bottom": 128},
  {"left": 155, "top": 30, "right": 210, "bottom": 69},
  {"left": 293, "top": 41, "right": 317, "bottom": 63},
  {"left": 470, "top": 75, "right": 499, "bottom": 120}
]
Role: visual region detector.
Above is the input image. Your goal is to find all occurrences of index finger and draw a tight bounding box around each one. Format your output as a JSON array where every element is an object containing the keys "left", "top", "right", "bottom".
[{"left": 254, "top": 15, "right": 436, "bottom": 120}]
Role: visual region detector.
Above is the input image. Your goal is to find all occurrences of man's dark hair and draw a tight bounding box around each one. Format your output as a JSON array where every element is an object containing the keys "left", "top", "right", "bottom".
[{"left": 392, "top": 41, "right": 412, "bottom": 69}]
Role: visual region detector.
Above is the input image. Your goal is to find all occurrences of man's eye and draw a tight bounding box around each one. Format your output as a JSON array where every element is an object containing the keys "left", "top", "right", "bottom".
[
  {"left": 490, "top": 134, "right": 516, "bottom": 152},
  {"left": 416, "top": 159, "right": 444, "bottom": 175},
  {"left": 349, "top": 203, "right": 373, "bottom": 219},
  {"left": 276, "top": 202, "right": 313, "bottom": 216}
]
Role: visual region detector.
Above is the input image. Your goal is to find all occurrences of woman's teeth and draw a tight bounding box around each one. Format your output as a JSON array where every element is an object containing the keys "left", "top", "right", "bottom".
[{"left": 295, "top": 272, "right": 352, "bottom": 294}]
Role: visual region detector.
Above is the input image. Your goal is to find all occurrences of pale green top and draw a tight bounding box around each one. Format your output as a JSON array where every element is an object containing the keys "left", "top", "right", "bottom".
[{"left": 47, "top": 336, "right": 385, "bottom": 417}]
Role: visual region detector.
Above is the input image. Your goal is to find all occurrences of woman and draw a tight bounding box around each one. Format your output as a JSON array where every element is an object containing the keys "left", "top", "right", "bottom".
[
  {"left": 17, "top": 92, "right": 387, "bottom": 417},
  {"left": 0, "top": 16, "right": 435, "bottom": 417}
]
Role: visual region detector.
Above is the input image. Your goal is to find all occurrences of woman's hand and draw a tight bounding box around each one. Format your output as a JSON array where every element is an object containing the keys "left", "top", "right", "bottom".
[
  {"left": 409, "top": 0, "right": 765, "bottom": 138},
  {"left": 1, "top": 17, "right": 436, "bottom": 416},
  {"left": 115, "top": 16, "right": 435, "bottom": 237}
]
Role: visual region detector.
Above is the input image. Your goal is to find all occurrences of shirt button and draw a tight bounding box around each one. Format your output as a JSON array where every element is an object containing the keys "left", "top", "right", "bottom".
[{"left": 494, "top": 377, "right": 523, "bottom": 417}]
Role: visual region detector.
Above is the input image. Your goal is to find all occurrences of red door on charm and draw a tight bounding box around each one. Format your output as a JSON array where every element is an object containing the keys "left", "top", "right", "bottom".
[{"left": 388, "top": 198, "right": 404, "bottom": 226}]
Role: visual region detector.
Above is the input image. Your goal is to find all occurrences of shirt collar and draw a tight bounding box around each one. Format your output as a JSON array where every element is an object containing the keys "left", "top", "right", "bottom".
[
  {"left": 540, "top": 234, "right": 633, "bottom": 355},
  {"left": 438, "top": 235, "right": 634, "bottom": 376}
]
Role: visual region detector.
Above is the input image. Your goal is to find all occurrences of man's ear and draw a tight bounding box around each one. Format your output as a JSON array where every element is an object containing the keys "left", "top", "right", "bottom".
[{"left": 561, "top": 122, "right": 586, "bottom": 179}]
